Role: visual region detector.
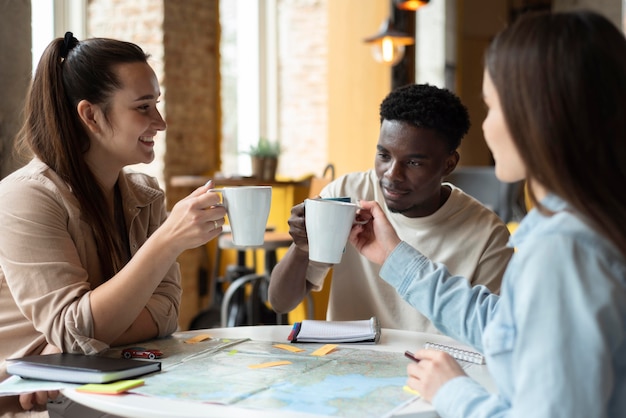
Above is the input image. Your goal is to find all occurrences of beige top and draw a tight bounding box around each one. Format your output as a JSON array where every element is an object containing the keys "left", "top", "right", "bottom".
[
  {"left": 307, "top": 169, "right": 513, "bottom": 334},
  {"left": 0, "top": 159, "right": 181, "bottom": 389}
]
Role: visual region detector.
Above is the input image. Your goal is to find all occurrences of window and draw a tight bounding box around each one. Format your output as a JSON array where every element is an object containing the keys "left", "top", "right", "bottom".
[
  {"left": 219, "top": 0, "right": 278, "bottom": 177},
  {"left": 32, "top": 0, "right": 87, "bottom": 71}
]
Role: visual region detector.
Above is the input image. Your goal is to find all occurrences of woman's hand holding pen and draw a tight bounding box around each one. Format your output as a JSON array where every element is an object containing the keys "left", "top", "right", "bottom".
[
  {"left": 405, "top": 349, "right": 466, "bottom": 403},
  {"left": 348, "top": 200, "right": 401, "bottom": 266}
]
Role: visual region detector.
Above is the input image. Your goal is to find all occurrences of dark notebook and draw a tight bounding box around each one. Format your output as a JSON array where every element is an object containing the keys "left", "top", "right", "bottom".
[{"left": 6, "top": 353, "right": 161, "bottom": 384}]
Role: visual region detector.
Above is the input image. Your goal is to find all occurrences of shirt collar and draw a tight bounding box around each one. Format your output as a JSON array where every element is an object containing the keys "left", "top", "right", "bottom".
[
  {"left": 116, "top": 170, "right": 163, "bottom": 210},
  {"left": 509, "top": 193, "right": 571, "bottom": 248}
]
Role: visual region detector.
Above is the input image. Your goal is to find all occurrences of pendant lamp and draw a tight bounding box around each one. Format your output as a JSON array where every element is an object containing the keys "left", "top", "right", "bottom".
[
  {"left": 395, "top": 0, "right": 430, "bottom": 11},
  {"left": 363, "top": 17, "right": 414, "bottom": 66}
]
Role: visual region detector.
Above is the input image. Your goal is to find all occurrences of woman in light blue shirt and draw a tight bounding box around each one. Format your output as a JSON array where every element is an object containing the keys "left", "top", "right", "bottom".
[{"left": 349, "top": 10, "right": 626, "bottom": 418}]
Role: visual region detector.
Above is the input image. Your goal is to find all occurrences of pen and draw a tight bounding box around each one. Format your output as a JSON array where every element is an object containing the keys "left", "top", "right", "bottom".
[
  {"left": 404, "top": 350, "right": 420, "bottom": 363},
  {"left": 288, "top": 322, "right": 301, "bottom": 341}
]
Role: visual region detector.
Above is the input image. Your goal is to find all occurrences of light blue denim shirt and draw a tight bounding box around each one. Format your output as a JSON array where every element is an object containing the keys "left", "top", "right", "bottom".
[{"left": 380, "top": 194, "right": 626, "bottom": 417}]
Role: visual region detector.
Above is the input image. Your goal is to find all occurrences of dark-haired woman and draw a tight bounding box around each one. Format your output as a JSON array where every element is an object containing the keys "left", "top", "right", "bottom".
[
  {"left": 0, "top": 33, "right": 225, "bottom": 415},
  {"left": 350, "top": 10, "right": 626, "bottom": 418}
]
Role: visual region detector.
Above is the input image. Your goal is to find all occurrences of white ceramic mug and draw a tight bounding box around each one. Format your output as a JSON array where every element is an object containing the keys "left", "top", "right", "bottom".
[
  {"left": 209, "top": 186, "right": 272, "bottom": 246},
  {"left": 304, "top": 198, "right": 359, "bottom": 264}
]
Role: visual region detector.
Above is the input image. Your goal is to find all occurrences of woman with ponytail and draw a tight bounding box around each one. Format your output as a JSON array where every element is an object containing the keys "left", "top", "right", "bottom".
[{"left": 0, "top": 33, "right": 226, "bottom": 415}]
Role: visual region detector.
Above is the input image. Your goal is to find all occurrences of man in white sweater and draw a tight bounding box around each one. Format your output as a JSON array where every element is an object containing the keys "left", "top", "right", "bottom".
[{"left": 268, "top": 84, "right": 513, "bottom": 333}]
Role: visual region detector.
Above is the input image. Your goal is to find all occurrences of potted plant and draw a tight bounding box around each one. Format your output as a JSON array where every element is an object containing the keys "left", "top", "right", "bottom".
[{"left": 248, "top": 138, "right": 280, "bottom": 181}]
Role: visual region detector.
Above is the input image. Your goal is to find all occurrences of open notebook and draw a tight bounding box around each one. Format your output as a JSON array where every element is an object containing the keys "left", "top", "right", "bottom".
[{"left": 288, "top": 317, "right": 381, "bottom": 344}]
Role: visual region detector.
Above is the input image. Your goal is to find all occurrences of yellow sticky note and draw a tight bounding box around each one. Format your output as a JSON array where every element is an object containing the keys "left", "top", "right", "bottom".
[
  {"left": 76, "top": 380, "right": 144, "bottom": 395},
  {"left": 403, "top": 385, "right": 420, "bottom": 396},
  {"left": 248, "top": 360, "right": 292, "bottom": 369},
  {"left": 311, "top": 344, "right": 338, "bottom": 356},
  {"left": 184, "top": 334, "right": 211, "bottom": 344},
  {"left": 273, "top": 344, "right": 305, "bottom": 353}
]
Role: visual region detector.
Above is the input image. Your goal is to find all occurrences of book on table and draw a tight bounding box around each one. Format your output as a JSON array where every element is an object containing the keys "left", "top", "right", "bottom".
[
  {"left": 288, "top": 316, "right": 381, "bottom": 344},
  {"left": 6, "top": 353, "right": 161, "bottom": 384}
]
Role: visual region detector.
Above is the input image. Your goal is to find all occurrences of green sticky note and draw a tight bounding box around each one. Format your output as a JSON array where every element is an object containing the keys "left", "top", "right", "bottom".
[{"left": 76, "top": 379, "right": 144, "bottom": 394}]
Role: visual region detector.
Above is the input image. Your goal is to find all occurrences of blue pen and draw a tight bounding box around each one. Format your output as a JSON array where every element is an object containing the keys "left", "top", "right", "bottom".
[{"left": 288, "top": 322, "right": 301, "bottom": 341}]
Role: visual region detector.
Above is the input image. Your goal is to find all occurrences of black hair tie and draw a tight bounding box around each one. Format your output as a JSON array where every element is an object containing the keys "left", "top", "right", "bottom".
[{"left": 60, "top": 31, "right": 79, "bottom": 59}]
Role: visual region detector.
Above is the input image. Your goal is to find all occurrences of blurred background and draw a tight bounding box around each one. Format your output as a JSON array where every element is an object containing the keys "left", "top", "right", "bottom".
[{"left": 1, "top": 0, "right": 624, "bottom": 329}]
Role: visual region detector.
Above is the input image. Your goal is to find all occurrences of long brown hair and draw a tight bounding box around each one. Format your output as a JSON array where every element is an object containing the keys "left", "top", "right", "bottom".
[
  {"left": 17, "top": 35, "right": 150, "bottom": 279},
  {"left": 485, "top": 10, "right": 626, "bottom": 257}
]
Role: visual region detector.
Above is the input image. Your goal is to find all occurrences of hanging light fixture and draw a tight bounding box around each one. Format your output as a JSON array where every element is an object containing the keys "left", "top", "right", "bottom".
[
  {"left": 395, "top": 0, "right": 430, "bottom": 11},
  {"left": 363, "top": 17, "right": 414, "bottom": 66}
]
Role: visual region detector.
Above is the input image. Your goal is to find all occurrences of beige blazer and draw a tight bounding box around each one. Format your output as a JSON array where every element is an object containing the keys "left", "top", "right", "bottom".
[{"left": 0, "top": 159, "right": 181, "bottom": 393}]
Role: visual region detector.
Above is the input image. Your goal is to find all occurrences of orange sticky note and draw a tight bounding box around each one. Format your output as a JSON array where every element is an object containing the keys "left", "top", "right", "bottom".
[
  {"left": 273, "top": 344, "right": 305, "bottom": 353},
  {"left": 311, "top": 344, "right": 338, "bottom": 356},
  {"left": 184, "top": 334, "right": 211, "bottom": 344},
  {"left": 248, "top": 360, "right": 292, "bottom": 369}
]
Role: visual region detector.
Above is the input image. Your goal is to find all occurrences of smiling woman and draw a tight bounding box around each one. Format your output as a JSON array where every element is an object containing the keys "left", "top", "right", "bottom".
[
  {"left": 81, "top": 60, "right": 166, "bottom": 176},
  {"left": 0, "top": 32, "right": 227, "bottom": 415}
]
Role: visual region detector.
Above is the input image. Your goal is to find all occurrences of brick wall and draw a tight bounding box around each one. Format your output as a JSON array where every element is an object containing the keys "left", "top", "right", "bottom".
[{"left": 162, "top": 0, "right": 221, "bottom": 184}]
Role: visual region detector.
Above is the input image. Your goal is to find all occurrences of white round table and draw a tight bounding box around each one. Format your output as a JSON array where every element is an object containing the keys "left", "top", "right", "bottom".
[{"left": 63, "top": 325, "right": 494, "bottom": 418}]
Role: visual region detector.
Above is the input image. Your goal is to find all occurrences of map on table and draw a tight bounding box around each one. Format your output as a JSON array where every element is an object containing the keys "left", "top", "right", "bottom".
[
  {"left": 129, "top": 336, "right": 418, "bottom": 417},
  {"left": 0, "top": 334, "right": 418, "bottom": 417}
]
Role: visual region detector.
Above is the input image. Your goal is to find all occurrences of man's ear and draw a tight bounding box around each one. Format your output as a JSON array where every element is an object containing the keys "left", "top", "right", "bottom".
[
  {"left": 76, "top": 100, "right": 101, "bottom": 135},
  {"left": 443, "top": 151, "right": 460, "bottom": 177}
]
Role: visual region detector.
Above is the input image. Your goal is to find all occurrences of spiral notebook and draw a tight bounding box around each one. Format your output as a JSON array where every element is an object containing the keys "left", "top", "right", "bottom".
[
  {"left": 288, "top": 317, "right": 381, "bottom": 344},
  {"left": 424, "top": 341, "right": 485, "bottom": 364}
]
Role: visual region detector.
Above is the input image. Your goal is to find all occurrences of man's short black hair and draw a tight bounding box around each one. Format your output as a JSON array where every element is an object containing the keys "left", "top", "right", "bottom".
[{"left": 379, "top": 84, "right": 471, "bottom": 152}]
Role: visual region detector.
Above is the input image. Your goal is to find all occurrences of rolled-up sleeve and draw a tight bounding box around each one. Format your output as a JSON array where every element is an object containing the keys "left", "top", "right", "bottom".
[{"left": 145, "top": 261, "right": 182, "bottom": 337}]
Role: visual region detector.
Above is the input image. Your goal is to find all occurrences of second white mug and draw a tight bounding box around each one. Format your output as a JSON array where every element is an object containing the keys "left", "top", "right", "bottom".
[{"left": 304, "top": 198, "right": 359, "bottom": 264}]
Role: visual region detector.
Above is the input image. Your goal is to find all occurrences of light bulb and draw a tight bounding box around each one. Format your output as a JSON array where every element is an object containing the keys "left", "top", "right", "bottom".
[
  {"left": 370, "top": 38, "right": 406, "bottom": 66},
  {"left": 395, "top": 0, "right": 430, "bottom": 11},
  {"left": 363, "top": 17, "right": 414, "bottom": 66}
]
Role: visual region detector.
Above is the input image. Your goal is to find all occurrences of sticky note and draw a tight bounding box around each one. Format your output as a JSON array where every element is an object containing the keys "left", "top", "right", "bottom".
[
  {"left": 273, "top": 344, "right": 305, "bottom": 353},
  {"left": 76, "top": 380, "right": 144, "bottom": 395},
  {"left": 184, "top": 334, "right": 211, "bottom": 344},
  {"left": 248, "top": 360, "right": 292, "bottom": 369},
  {"left": 403, "top": 385, "right": 420, "bottom": 396},
  {"left": 311, "top": 344, "right": 338, "bottom": 356}
]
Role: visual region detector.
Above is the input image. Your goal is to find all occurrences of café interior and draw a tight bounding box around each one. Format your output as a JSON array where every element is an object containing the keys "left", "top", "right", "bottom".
[{"left": 0, "top": 0, "right": 624, "bottom": 331}]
